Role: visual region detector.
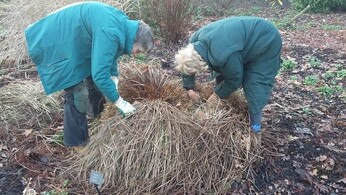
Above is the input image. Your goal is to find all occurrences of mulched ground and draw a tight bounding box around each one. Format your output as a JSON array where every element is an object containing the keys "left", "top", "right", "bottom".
[{"left": 0, "top": 2, "right": 345, "bottom": 195}]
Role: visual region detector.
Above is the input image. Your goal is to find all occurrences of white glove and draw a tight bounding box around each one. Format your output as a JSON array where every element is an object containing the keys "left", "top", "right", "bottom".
[
  {"left": 111, "top": 76, "right": 119, "bottom": 90},
  {"left": 114, "top": 97, "right": 136, "bottom": 117}
]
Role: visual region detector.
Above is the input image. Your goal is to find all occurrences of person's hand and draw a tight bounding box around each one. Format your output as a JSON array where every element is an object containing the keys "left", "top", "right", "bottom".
[
  {"left": 187, "top": 89, "right": 201, "bottom": 102},
  {"left": 111, "top": 76, "right": 119, "bottom": 90},
  {"left": 114, "top": 97, "right": 136, "bottom": 117},
  {"left": 207, "top": 93, "right": 220, "bottom": 105}
]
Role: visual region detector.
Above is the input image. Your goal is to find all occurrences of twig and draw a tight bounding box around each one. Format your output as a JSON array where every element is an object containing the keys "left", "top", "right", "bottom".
[{"left": 287, "top": 5, "right": 311, "bottom": 25}]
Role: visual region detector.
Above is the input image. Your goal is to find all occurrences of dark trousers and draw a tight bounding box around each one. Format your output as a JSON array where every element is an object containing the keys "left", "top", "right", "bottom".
[{"left": 63, "top": 76, "right": 105, "bottom": 147}]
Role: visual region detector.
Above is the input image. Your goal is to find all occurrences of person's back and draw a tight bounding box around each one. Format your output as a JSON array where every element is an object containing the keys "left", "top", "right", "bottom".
[
  {"left": 25, "top": 1, "right": 138, "bottom": 95},
  {"left": 24, "top": 2, "right": 154, "bottom": 148}
]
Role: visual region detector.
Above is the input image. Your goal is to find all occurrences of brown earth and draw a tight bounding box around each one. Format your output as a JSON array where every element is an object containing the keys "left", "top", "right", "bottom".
[{"left": 0, "top": 2, "right": 345, "bottom": 195}]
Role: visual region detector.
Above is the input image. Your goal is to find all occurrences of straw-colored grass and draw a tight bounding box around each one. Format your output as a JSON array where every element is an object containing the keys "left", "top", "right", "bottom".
[
  {"left": 66, "top": 99, "right": 263, "bottom": 194},
  {"left": 0, "top": 79, "right": 62, "bottom": 130},
  {"left": 64, "top": 64, "right": 269, "bottom": 194},
  {"left": 0, "top": 0, "right": 141, "bottom": 67}
]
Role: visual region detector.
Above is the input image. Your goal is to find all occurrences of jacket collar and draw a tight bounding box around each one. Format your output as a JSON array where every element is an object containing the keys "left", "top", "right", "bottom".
[{"left": 124, "top": 19, "right": 139, "bottom": 55}]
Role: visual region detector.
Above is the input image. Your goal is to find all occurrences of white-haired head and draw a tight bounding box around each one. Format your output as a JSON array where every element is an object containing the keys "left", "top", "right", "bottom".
[{"left": 174, "top": 44, "right": 207, "bottom": 75}]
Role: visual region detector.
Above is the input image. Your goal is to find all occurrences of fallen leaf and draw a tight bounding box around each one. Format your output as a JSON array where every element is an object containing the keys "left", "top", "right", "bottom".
[
  {"left": 316, "top": 155, "right": 327, "bottom": 162},
  {"left": 22, "top": 129, "right": 33, "bottom": 137},
  {"left": 288, "top": 135, "right": 299, "bottom": 141},
  {"left": 311, "top": 168, "right": 318, "bottom": 176},
  {"left": 321, "top": 175, "right": 328, "bottom": 179},
  {"left": 322, "top": 158, "right": 335, "bottom": 170},
  {"left": 337, "top": 178, "right": 346, "bottom": 184}
]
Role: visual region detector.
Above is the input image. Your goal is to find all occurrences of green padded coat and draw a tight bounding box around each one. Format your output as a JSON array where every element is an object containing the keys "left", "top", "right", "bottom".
[
  {"left": 25, "top": 2, "right": 139, "bottom": 102},
  {"left": 183, "top": 16, "right": 282, "bottom": 115}
]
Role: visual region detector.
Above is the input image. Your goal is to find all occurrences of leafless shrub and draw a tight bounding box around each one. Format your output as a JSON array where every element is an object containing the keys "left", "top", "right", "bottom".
[{"left": 141, "top": 0, "right": 194, "bottom": 44}]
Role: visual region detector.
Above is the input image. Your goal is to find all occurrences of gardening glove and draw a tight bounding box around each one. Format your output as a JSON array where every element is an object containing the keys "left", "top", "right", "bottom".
[
  {"left": 114, "top": 97, "right": 136, "bottom": 117},
  {"left": 111, "top": 76, "right": 119, "bottom": 90},
  {"left": 187, "top": 89, "right": 201, "bottom": 102}
]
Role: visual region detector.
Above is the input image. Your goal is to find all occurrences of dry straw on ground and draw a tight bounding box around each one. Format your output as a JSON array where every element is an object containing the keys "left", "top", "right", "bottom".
[
  {"left": 65, "top": 65, "right": 268, "bottom": 194},
  {"left": 0, "top": 79, "right": 62, "bottom": 130},
  {"left": 0, "top": 0, "right": 141, "bottom": 67}
]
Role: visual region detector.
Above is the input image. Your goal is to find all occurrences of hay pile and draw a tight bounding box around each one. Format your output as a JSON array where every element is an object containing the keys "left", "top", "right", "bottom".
[
  {"left": 0, "top": 0, "right": 141, "bottom": 67},
  {"left": 0, "top": 80, "right": 62, "bottom": 130},
  {"left": 65, "top": 65, "right": 267, "bottom": 194}
]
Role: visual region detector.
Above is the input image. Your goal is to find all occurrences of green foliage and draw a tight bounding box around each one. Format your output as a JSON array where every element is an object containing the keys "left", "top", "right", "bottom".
[
  {"left": 303, "top": 75, "right": 318, "bottom": 85},
  {"left": 281, "top": 59, "right": 297, "bottom": 71},
  {"left": 292, "top": 0, "right": 346, "bottom": 13},
  {"left": 322, "top": 71, "right": 335, "bottom": 79},
  {"left": 134, "top": 53, "right": 147, "bottom": 63},
  {"left": 336, "top": 69, "right": 346, "bottom": 78},
  {"left": 318, "top": 85, "right": 344, "bottom": 97},
  {"left": 308, "top": 56, "right": 321, "bottom": 68},
  {"left": 289, "top": 75, "right": 298, "bottom": 81},
  {"left": 140, "top": 0, "right": 194, "bottom": 44},
  {"left": 52, "top": 132, "right": 64, "bottom": 145},
  {"left": 322, "top": 25, "right": 345, "bottom": 30},
  {"left": 302, "top": 107, "right": 313, "bottom": 116}
]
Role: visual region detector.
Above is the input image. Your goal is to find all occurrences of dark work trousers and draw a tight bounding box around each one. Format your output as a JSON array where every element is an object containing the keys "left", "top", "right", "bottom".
[
  {"left": 63, "top": 76, "right": 105, "bottom": 147},
  {"left": 215, "top": 75, "right": 262, "bottom": 125}
]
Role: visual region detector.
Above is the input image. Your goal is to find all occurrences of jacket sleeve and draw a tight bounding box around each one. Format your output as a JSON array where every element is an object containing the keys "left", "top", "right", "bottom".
[
  {"left": 214, "top": 52, "right": 243, "bottom": 98},
  {"left": 182, "top": 74, "right": 196, "bottom": 90},
  {"left": 91, "top": 27, "right": 120, "bottom": 102}
]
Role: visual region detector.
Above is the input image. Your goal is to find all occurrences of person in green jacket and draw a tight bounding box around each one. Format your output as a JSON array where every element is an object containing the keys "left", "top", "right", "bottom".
[
  {"left": 175, "top": 16, "right": 282, "bottom": 133},
  {"left": 24, "top": 2, "right": 154, "bottom": 147}
]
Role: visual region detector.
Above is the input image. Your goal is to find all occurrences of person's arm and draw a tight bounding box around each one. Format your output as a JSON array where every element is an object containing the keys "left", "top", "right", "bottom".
[
  {"left": 182, "top": 74, "right": 196, "bottom": 90},
  {"left": 91, "top": 27, "right": 120, "bottom": 102},
  {"left": 91, "top": 27, "right": 135, "bottom": 116},
  {"left": 214, "top": 52, "right": 243, "bottom": 98}
]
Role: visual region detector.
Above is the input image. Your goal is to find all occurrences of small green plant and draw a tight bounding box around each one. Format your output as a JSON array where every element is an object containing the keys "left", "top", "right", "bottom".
[
  {"left": 52, "top": 132, "right": 64, "bottom": 145},
  {"left": 322, "top": 25, "right": 345, "bottom": 30},
  {"left": 318, "top": 85, "right": 344, "bottom": 97},
  {"left": 41, "top": 179, "right": 69, "bottom": 195},
  {"left": 318, "top": 85, "right": 334, "bottom": 97},
  {"left": 322, "top": 71, "right": 335, "bottom": 79},
  {"left": 41, "top": 190, "right": 68, "bottom": 195},
  {"left": 336, "top": 69, "right": 346, "bottom": 78},
  {"left": 293, "top": 0, "right": 346, "bottom": 13},
  {"left": 333, "top": 85, "right": 343, "bottom": 93},
  {"left": 134, "top": 53, "right": 147, "bottom": 63},
  {"left": 289, "top": 75, "right": 298, "bottom": 81},
  {"left": 303, "top": 75, "right": 318, "bottom": 85},
  {"left": 250, "top": 6, "right": 262, "bottom": 14},
  {"left": 281, "top": 59, "right": 297, "bottom": 71},
  {"left": 334, "top": 64, "right": 343, "bottom": 70},
  {"left": 302, "top": 107, "right": 313, "bottom": 116},
  {"left": 309, "top": 56, "right": 321, "bottom": 68}
]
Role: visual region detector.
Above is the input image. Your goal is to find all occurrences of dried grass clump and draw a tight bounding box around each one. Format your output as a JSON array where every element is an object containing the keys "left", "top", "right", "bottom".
[
  {"left": 66, "top": 100, "right": 263, "bottom": 194},
  {"left": 0, "top": 80, "right": 62, "bottom": 130},
  {"left": 61, "top": 63, "right": 269, "bottom": 194},
  {"left": 119, "top": 63, "right": 188, "bottom": 106},
  {"left": 0, "top": 0, "right": 141, "bottom": 67}
]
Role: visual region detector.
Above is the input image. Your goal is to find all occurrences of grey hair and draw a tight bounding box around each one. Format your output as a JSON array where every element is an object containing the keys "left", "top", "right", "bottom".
[
  {"left": 134, "top": 21, "right": 154, "bottom": 54},
  {"left": 175, "top": 44, "right": 207, "bottom": 75}
]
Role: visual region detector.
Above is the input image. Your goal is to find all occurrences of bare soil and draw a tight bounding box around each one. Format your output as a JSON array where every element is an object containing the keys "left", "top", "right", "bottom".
[{"left": 0, "top": 2, "right": 345, "bottom": 195}]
